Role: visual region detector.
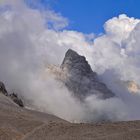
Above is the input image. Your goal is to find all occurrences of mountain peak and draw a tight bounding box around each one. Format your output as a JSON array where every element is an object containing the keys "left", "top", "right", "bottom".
[
  {"left": 60, "top": 49, "right": 115, "bottom": 99},
  {"left": 61, "top": 49, "right": 93, "bottom": 76},
  {"left": 64, "top": 49, "right": 79, "bottom": 59}
]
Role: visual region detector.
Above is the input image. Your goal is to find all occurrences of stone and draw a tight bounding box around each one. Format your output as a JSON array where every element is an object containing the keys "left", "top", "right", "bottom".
[
  {"left": 0, "top": 81, "right": 8, "bottom": 96},
  {"left": 61, "top": 49, "right": 114, "bottom": 99},
  {"left": 9, "top": 93, "right": 24, "bottom": 107}
]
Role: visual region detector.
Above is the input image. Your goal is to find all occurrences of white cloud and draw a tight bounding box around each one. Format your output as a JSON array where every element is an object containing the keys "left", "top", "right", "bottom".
[
  {"left": 104, "top": 14, "right": 140, "bottom": 43},
  {"left": 0, "top": 0, "right": 140, "bottom": 122}
]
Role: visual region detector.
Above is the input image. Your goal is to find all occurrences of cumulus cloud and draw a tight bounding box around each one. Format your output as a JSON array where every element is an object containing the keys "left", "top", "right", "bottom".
[
  {"left": 0, "top": 0, "right": 140, "bottom": 122},
  {"left": 90, "top": 14, "right": 140, "bottom": 120},
  {"left": 104, "top": 14, "right": 140, "bottom": 43}
]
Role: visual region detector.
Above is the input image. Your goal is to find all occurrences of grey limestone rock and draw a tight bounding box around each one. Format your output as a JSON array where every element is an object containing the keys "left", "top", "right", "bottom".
[{"left": 61, "top": 49, "right": 114, "bottom": 99}]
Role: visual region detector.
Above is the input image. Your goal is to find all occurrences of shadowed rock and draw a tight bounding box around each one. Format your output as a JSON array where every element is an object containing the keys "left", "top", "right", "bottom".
[
  {"left": 0, "top": 81, "right": 8, "bottom": 96},
  {"left": 61, "top": 49, "right": 115, "bottom": 99},
  {"left": 9, "top": 93, "right": 24, "bottom": 107},
  {"left": 0, "top": 81, "right": 24, "bottom": 107}
]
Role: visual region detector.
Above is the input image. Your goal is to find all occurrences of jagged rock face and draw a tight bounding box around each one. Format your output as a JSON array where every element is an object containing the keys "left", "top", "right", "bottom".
[
  {"left": 61, "top": 49, "right": 114, "bottom": 99},
  {"left": 9, "top": 93, "right": 24, "bottom": 107},
  {"left": 0, "top": 81, "right": 24, "bottom": 107},
  {"left": 0, "top": 81, "right": 8, "bottom": 96}
]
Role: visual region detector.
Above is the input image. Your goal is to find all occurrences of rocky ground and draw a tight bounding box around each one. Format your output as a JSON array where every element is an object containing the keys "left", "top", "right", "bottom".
[{"left": 0, "top": 91, "right": 140, "bottom": 140}]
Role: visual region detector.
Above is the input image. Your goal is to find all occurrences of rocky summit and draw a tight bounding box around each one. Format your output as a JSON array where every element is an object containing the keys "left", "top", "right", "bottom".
[{"left": 61, "top": 49, "right": 114, "bottom": 99}]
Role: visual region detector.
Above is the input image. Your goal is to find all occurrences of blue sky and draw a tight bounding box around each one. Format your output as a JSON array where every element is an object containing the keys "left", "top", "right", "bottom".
[{"left": 26, "top": 0, "right": 140, "bottom": 34}]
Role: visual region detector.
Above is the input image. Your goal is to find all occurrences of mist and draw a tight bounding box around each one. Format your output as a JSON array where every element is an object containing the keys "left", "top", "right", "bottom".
[{"left": 0, "top": 0, "right": 140, "bottom": 122}]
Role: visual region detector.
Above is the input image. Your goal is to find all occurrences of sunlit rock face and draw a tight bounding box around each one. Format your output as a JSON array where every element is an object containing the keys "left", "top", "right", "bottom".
[
  {"left": 126, "top": 81, "right": 140, "bottom": 94},
  {"left": 60, "top": 49, "right": 115, "bottom": 100},
  {"left": 46, "top": 65, "right": 68, "bottom": 81}
]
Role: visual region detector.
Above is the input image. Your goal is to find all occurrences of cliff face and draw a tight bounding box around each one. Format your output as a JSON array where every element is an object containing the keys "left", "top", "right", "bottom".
[{"left": 61, "top": 49, "right": 114, "bottom": 99}]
